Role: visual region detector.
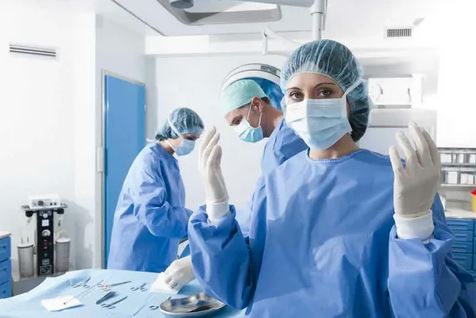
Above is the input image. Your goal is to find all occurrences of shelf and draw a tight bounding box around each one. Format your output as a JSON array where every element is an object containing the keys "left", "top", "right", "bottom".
[
  {"left": 441, "top": 184, "right": 476, "bottom": 189},
  {"left": 445, "top": 208, "right": 476, "bottom": 219},
  {"left": 439, "top": 148, "right": 476, "bottom": 153},
  {"left": 441, "top": 166, "right": 476, "bottom": 172}
]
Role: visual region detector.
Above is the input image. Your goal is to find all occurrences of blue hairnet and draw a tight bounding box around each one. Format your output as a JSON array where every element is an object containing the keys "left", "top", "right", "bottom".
[
  {"left": 155, "top": 107, "right": 204, "bottom": 141},
  {"left": 249, "top": 77, "right": 284, "bottom": 112},
  {"left": 281, "top": 39, "right": 371, "bottom": 141}
]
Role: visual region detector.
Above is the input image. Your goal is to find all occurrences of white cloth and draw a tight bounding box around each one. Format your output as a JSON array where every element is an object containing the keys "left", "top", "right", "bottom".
[{"left": 41, "top": 296, "right": 82, "bottom": 312}]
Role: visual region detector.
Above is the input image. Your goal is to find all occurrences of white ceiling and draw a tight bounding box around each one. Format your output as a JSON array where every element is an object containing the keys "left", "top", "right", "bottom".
[{"left": 96, "top": 0, "right": 440, "bottom": 38}]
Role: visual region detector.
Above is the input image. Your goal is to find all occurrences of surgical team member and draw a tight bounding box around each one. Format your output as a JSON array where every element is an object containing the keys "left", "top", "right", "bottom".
[
  {"left": 162, "top": 79, "right": 308, "bottom": 291},
  {"left": 108, "top": 107, "right": 204, "bottom": 273},
  {"left": 188, "top": 40, "right": 476, "bottom": 317},
  {"left": 221, "top": 79, "right": 307, "bottom": 175}
]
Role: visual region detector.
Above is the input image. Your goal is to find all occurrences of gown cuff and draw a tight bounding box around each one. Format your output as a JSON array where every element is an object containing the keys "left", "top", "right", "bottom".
[
  {"left": 393, "top": 210, "right": 434, "bottom": 240},
  {"left": 206, "top": 201, "right": 230, "bottom": 224}
]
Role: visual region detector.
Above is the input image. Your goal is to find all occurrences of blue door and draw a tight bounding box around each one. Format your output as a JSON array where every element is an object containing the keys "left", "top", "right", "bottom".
[{"left": 104, "top": 74, "right": 145, "bottom": 266}]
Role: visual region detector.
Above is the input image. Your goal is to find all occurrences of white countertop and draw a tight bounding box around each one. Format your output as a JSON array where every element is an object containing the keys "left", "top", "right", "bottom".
[
  {"left": 445, "top": 208, "right": 476, "bottom": 219},
  {"left": 0, "top": 231, "right": 11, "bottom": 239}
]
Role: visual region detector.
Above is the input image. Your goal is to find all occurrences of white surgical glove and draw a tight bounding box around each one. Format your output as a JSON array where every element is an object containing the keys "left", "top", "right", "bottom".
[
  {"left": 163, "top": 256, "right": 195, "bottom": 291},
  {"left": 389, "top": 122, "right": 441, "bottom": 239},
  {"left": 198, "top": 127, "right": 230, "bottom": 222}
]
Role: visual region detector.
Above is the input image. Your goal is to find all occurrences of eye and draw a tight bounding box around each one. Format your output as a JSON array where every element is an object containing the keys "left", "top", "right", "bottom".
[
  {"left": 287, "top": 90, "right": 303, "bottom": 102},
  {"left": 232, "top": 117, "right": 242, "bottom": 126},
  {"left": 318, "top": 88, "right": 333, "bottom": 97}
]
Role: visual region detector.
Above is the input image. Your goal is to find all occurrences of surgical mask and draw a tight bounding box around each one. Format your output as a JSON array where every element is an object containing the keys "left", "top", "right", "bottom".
[
  {"left": 234, "top": 106, "right": 263, "bottom": 143},
  {"left": 167, "top": 119, "right": 196, "bottom": 156},
  {"left": 285, "top": 80, "right": 362, "bottom": 150},
  {"left": 174, "top": 139, "right": 195, "bottom": 156}
]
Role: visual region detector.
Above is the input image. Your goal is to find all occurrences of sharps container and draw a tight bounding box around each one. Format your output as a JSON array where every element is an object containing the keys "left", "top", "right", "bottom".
[
  {"left": 17, "top": 243, "right": 34, "bottom": 277},
  {"left": 55, "top": 237, "right": 70, "bottom": 273}
]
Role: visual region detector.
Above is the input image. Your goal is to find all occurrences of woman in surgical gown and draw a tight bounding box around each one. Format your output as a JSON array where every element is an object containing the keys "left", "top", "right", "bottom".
[
  {"left": 188, "top": 40, "right": 476, "bottom": 317},
  {"left": 108, "top": 107, "right": 203, "bottom": 272}
]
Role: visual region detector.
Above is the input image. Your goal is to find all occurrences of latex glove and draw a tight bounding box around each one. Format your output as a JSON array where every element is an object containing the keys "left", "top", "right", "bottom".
[
  {"left": 163, "top": 256, "right": 195, "bottom": 291},
  {"left": 198, "top": 127, "right": 230, "bottom": 222},
  {"left": 389, "top": 122, "right": 441, "bottom": 239}
]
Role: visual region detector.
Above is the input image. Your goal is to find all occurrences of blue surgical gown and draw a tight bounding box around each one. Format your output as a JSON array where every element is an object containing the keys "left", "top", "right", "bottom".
[
  {"left": 260, "top": 118, "right": 307, "bottom": 176},
  {"left": 108, "top": 143, "right": 192, "bottom": 272},
  {"left": 189, "top": 149, "right": 476, "bottom": 317},
  {"left": 237, "top": 119, "right": 307, "bottom": 234}
]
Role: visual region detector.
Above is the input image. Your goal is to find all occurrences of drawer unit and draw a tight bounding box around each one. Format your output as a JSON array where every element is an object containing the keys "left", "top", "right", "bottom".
[
  {"left": 0, "top": 280, "right": 11, "bottom": 299},
  {"left": 447, "top": 219, "right": 474, "bottom": 232},
  {"left": 0, "top": 232, "right": 12, "bottom": 299},
  {"left": 453, "top": 230, "right": 474, "bottom": 243},
  {"left": 447, "top": 217, "right": 476, "bottom": 272},
  {"left": 0, "top": 260, "right": 11, "bottom": 285},
  {"left": 452, "top": 240, "right": 473, "bottom": 254},
  {"left": 0, "top": 237, "right": 11, "bottom": 262},
  {"left": 452, "top": 253, "right": 473, "bottom": 270}
]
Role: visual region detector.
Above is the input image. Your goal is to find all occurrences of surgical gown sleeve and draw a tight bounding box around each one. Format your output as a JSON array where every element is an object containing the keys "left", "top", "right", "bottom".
[
  {"left": 388, "top": 196, "right": 476, "bottom": 317},
  {"left": 132, "top": 164, "right": 191, "bottom": 238},
  {"left": 189, "top": 181, "right": 268, "bottom": 309}
]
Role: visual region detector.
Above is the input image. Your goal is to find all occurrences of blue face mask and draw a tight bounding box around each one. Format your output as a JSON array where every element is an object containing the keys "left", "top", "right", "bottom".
[
  {"left": 175, "top": 138, "right": 195, "bottom": 156},
  {"left": 167, "top": 119, "right": 196, "bottom": 156},
  {"left": 234, "top": 106, "right": 263, "bottom": 143},
  {"left": 285, "top": 80, "right": 362, "bottom": 150}
]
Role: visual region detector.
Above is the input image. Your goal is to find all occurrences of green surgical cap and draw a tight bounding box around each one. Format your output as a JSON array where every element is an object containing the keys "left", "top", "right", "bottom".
[{"left": 221, "top": 79, "right": 267, "bottom": 115}]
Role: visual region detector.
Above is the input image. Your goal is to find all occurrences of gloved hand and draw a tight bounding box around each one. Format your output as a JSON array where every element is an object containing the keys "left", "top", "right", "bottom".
[
  {"left": 198, "top": 127, "right": 230, "bottom": 222},
  {"left": 389, "top": 123, "right": 441, "bottom": 239},
  {"left": 164, "top": 256, "right": 195, "bottom": 291}
]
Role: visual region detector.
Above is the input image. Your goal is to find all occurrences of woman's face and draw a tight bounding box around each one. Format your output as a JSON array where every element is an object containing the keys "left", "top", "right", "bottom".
[{"left": 285, "top": 73, "right": 344, "bottom": 105}]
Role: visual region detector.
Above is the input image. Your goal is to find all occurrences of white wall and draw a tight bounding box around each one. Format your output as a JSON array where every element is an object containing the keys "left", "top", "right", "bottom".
[
  {"left": 149, "top": 55, "right": 286, "bottom": 209},
  {"left": 0, "top": 0, "right": 148, "bottom": 275},
  {"left": 0, "top": 0, "right": 97, "bottom": 276}
]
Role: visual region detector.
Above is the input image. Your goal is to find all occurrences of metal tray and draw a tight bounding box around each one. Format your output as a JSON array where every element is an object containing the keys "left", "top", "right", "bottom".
[{"left": 159, "top": 292, "right": 225, "bottom": 317}]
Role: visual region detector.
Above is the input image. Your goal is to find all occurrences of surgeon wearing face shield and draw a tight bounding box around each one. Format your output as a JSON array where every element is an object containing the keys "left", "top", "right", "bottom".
[
  {"left": 188, "top": 40, "right": 476, "bottom": 317},
  {"left": 107, "top": 107, "right": 204, "bottom": 273}
]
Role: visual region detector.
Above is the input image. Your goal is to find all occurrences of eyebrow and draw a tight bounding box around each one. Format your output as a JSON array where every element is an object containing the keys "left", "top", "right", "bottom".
[
  {"left": 314, "top": 82, "right": 338, "bottom": 88},
  {"left": 287, "top": 82, "right": 338, "bottom": 92}
]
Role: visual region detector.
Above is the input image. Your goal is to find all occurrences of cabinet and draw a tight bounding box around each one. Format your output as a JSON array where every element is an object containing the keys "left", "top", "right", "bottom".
[
  {"left": 446, "top": 218, "right": 476, "bottom": 278},
  {"left": 0, "top": 232, "right": 11, "bottom": 299}
]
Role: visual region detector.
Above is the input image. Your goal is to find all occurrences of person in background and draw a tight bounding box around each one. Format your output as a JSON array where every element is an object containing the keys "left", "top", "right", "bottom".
[
  {"left": 221, "top": 78, "right": 307, "bottom": 176},
  {"left": 107, "top": 107, "right": 204, "bottom": 273},
  {"left": 162, "top": 78, "right": 308, "bottom": 291},
  {"left": 188, "top": 39, "right": 476, "bottom": 317}
]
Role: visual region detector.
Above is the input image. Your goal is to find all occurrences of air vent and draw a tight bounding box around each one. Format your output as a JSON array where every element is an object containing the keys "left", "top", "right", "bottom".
[
  {"left": 9, "top": 44, "right": 56, "bottom": 58},
  {"left": 386, "top": 27, "right": 412, "bottom": 38}
]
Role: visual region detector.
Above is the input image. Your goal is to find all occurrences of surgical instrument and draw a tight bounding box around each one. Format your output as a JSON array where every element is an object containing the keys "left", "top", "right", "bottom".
[
  {"left": 130, "top": 282, "right": 147, "bottom": 291},
  {"left": 103, "top": 296, "right": 128, "bottom": 309},
  {"left": 96, "top": 291, "right": 117, "bottom": 305},
  {"left": 72, "top": 277, "right": 90, "bottom": 288}
]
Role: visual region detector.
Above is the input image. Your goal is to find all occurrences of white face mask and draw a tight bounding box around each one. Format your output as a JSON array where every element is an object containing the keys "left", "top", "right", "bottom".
[{"left": 285, "top": 80, "right": 362, "bottom": 150}]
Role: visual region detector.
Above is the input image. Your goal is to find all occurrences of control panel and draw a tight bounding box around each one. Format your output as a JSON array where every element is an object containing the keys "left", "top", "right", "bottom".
[{"left": 37, "top": 210, "right": 54, "bottom": 275}]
